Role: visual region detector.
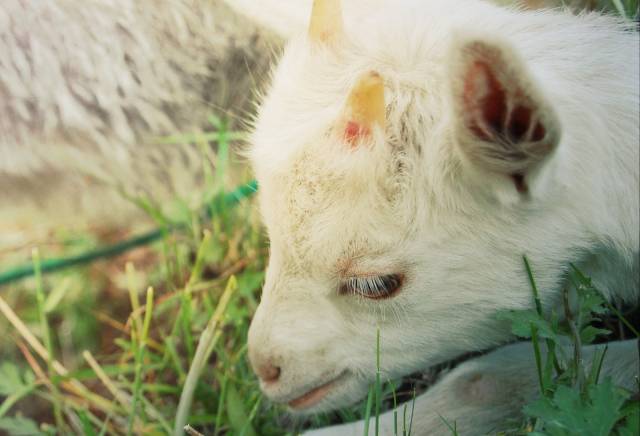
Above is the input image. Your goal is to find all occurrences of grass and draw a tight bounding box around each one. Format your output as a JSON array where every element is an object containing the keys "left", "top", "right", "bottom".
[
  {"left": 495, "top": 259, "right": 639, "bottom": 436},
  {"left": 0, "top": 1, "right": 638, "bottom": 434}
]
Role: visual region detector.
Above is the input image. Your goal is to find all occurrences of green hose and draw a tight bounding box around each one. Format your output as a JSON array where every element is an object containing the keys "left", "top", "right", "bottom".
[{"left": 0, "top": 180, "right": 258, "bottom": 287}]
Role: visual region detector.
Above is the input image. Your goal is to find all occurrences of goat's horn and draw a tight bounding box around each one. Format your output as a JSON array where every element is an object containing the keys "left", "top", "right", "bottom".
[
  {"left": 309, "top": 0, "right": 343, "bottom": 43},
  {"left": 342, "top": 71, "right": 386, "bottom": 144}
]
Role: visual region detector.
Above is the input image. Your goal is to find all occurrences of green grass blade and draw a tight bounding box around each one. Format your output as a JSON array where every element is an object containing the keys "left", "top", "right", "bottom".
[
  {"left": 174, "top": 276, "right": 238, "bottom": 435},
  {"left": 438, "top": 414, "right": 459, "bottom": 436},
  {"left": 33, "top": 248, "right": 64, "bottom": 431},
  {"left": 363, "top": 388, "right": 374, "bottom": 436},
  {"left": 375, "top": 328, "right": 381, "bottom": 436}
]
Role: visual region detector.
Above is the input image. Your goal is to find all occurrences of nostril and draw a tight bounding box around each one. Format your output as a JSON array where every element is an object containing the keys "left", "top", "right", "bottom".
[{"left": 257, "top": 362, "right": 281, "bottom": 383}]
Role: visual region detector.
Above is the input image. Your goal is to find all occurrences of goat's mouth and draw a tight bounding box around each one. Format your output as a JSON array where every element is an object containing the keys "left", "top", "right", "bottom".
[{"left": 287, "top": 371, "right": 349, "bottom": 410}]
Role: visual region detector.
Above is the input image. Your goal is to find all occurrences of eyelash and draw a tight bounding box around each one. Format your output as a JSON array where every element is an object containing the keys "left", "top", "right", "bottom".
[{"left": 339, "top": 274, "right": 404, "bottom": 300}]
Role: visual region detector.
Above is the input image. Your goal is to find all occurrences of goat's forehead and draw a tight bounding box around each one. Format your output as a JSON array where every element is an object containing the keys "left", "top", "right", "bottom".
[{"left": 257, "top": 154, "right": 406, "bottom": 268}]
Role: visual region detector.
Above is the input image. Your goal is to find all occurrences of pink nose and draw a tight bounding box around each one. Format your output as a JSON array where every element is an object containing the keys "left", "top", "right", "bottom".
[
  {"left": 255, "top": 361, "right": 281, "bottom": 383},
  {"left": 249, "top": 345, "right": 282, "bottom": 383}
]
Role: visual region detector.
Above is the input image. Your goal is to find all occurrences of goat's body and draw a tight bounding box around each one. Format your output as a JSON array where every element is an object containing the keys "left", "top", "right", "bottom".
[
  {"left": 247, "top": 0, "right": 638, "bottom": 434},
  {"left": 0, "top": 0, "right": 278, "bottom": 233}
]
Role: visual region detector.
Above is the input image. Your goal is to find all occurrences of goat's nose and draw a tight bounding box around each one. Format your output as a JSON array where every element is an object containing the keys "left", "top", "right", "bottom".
[
  {"left": 256, "top": 361, "right": 281, "bottom": 383},
  {"left": 249, "top": 347, "right": 282, "bottom": 383}
]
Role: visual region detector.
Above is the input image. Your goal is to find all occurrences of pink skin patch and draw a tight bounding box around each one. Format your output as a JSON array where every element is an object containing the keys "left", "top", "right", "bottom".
[
  {"left": 288, "top": 379, "right": 336, "bottom": 410},
  {"left": 288, "top": 372, "right": 347, "bottom": 410},
  {"left": 463, "top": 60, "right": 546, "bottom": 143},
  {"left": 464, "top": 60, "right": 507, "bottom": 142},
  {"left": 344, "top": 121, "right": 371, "bottom": 146}
]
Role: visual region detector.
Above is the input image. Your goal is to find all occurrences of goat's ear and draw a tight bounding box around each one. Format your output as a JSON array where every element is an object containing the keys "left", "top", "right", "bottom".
[{"left": 450, "top": 38, "right": 561, "bottom": 192}]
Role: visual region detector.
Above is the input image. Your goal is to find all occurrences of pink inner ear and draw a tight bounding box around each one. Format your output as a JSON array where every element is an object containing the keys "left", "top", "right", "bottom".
[
  {"left": 464, "top": 61, "right": 507, "bottom": 141},
  {"left": 344, "top": 121, "right": 371, "bottom": 146},
  {"left": 463, "top": 60, "right": 545, "bottom": 144}
]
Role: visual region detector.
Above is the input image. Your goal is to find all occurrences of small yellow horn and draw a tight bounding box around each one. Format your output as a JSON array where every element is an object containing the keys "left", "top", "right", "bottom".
[
  {"left": 308, "top": 0, "right": 343, "bottom": 43},
  {"left": 343, "top": 71, "right": 386, "bottom": 143}
]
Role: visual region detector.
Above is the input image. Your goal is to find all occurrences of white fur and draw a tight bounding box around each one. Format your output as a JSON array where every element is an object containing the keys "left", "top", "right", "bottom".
[
  {"left": 246, "top": 0, "right": 639, "bottom": 433},
  {"left": 0, "top": 0, "right": 278, "bottom": 233}
]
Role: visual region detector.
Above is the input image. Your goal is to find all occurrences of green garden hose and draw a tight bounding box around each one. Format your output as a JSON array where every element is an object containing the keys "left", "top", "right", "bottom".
[{"left": 0, "top": 180, "right": 258, "bottom": 287}]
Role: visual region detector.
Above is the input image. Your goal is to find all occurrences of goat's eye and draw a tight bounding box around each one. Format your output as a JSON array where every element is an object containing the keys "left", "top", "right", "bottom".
[{"left": 339, "top": 274, "right": 404, "bottom": 300}]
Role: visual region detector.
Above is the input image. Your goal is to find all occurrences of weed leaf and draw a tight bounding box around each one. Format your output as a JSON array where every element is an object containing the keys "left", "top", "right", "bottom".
[
  {"left": 579, "top": 326, "right": 611, "bottom": 345},
  {"left": 0, "top": 416, "right": 44, "bottom": 435},
  {"left": 225, "top": 384, "right": 257, "bottom": 436},
  {"left": 0, "top": 363, "right": 33, "bottom": 396},
  {"left": 618, "top": 400, "right": 639, "bottom": 436},
  {"left": 496, "top": 310, "right": 557, "bottom": 341},
  {"left": 524, "top": 378, "right": 630, "bottom": 436}
]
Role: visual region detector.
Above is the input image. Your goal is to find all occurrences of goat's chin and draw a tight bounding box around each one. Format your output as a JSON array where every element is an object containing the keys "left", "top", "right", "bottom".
[{"left": 285, "top": 374, "right": 369, "bottom": 415}]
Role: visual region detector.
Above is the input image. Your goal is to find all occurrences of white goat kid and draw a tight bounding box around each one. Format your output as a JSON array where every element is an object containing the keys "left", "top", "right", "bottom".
[{"left": 246, "top": 0, "right": 639, "bottom": 434}]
